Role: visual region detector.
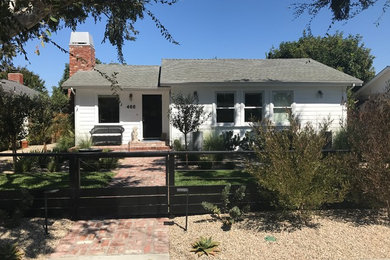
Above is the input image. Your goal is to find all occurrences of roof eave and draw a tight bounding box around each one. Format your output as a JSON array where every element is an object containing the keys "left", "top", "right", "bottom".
[
  {"left": 160, "top": 80, "right": 363, "bottom": 87},
  {"left": 356, "top": 66, "right": 390, "bottom": 95}
]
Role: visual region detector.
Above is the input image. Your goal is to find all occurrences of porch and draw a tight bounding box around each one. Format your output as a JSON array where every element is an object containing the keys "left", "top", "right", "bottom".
[{"left": 92, "top": 140, "right": 170, "bottom": 152}]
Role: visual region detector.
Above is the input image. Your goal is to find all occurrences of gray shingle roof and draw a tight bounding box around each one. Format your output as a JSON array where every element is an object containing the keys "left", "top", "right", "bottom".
[
  {"left": 160, "top": 58, "right": 363, "bottom": 85},
  {"left": 0, "top": 79, "right": 39, "bottom": 97},
  {"left": 62, "top": 64, "right": 160, "bottom": 89}
]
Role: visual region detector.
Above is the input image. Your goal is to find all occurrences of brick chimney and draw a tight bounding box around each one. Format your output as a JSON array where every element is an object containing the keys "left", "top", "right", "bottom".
[
  {"left": 69, "top": 32, "right": 95, "bottom": 77},
  {"left": 8, "top": 73, "right": 24, "bottom": 85}
]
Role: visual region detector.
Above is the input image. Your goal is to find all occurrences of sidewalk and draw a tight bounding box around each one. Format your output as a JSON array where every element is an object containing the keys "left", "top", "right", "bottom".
[{"left": 48, "top": 218, "right": 169, "bottom": 259}]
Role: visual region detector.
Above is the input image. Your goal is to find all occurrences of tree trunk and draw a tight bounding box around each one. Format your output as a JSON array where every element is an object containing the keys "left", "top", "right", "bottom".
[
  {"left": 184, "top": 132, "right": 188, "bottom": 150},
  {"left": 11, "top": 135, "right": 17, "bottom": 169},
  {"left": 184, "top": 132, "right": 188, "bottom": 168}
]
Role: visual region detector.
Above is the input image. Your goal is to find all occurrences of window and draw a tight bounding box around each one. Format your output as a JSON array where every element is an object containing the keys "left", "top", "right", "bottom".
[
  {"left": 272, "top": 91, "right": 293, "bottom": 124},
  {"left": 216, "top": 93, "right": 235, "bottom": 123},
  {"left": 98, "top": 96, "right": 119, "bottom": 123},
  {"left": 244, "top": 93, "right": 263, "bottom": 122}
]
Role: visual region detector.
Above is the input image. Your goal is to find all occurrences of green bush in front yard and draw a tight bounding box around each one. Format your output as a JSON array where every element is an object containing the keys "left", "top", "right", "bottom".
[
  {"left": 348, "top": 91, "right": 390, "bottom": 218},
  {"left": 247, "top": 117, "right": 350, "bottom": 215},
  {"left": 14, "top": 156, "right": 37, "bottom": 174}
]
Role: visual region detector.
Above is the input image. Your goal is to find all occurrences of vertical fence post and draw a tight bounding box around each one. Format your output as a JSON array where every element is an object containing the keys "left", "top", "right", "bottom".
[
  {"left": 169, "top": 153, "right": 175, "bottom": 187},
  {"left": 69, "top": 155, "right": 80, "bottom": 220},
  {"left": 165, "top": 155, "right": 169, "bottom": 187},
  {"left": 167, "top": 153, "right": 175, "bottom": 215}
]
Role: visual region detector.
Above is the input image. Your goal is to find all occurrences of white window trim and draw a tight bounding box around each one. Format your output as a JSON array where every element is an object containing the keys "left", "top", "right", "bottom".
[
  {"left": 215, "top": 91, "right": 236, "bottom": 126},
  {"left": 243, "top": 91, "right": 264, "bottom": 124},
  {"left": 271, "top": 90, "right": 294, "bottom": 126}
]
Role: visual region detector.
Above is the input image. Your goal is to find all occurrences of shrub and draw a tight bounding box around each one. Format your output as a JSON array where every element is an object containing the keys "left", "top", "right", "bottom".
[
  {"left": 202, "top": 184, "right": 249, "bottom": 229},
  {"left": 221, "top": 131, "right": 241, "bottom": 151},
  {"left": 0, "top": 243, "right": 24, "bottom": 260},
  {"left": 173, "top": 139, "right": 183, "bottom": 151},
  {"left": 203, "top": 132, "right": 225, "bottom": 163},
  {"left": 239, "top": 130, "right": 263, "bottom": 151},
  {"left": 47, "top": 158, "right": 61, "bottom": 172},
  {"left": 247, "top": 118, "right": 349, "bottom": 215},
  {"left": 99, "top": 149, "right": 119, "bottom": 170},
  {"left": 55, "top": 130, "right": 75, "bottom": 152},
  {"left": 203, "top": 132, "right": 225, "bottom": 151},
  {"left": 348, "top": 92, "right": 390, "bottom": 218},
  {"left": 14, "top": 156, "right": 37, "bottom": 173},
  {"left": 78, "top": 136, "right": 92, "bottom": 149},
  {"left": 29, "top": 149, "right": 51, "bottom": 169},
  {"left": 198, "top": 156, "right": 213, "bottom": 169},
  {"left": 332, "top": 127, "right": 351, "bottom": 150},
  {"left": 191, "top": 237, "right": 220, "bottom": 257}
]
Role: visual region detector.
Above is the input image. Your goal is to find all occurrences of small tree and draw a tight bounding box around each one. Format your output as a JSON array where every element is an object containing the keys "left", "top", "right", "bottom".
[
  {"left": 169, "top": 93, "right": 209, "bottom": 150},
  {"left": 247, "top": 117, "right": 350, "bottom": 216},
  {"left": 0, "top": 87, "right": 34, "bottom": 165}
]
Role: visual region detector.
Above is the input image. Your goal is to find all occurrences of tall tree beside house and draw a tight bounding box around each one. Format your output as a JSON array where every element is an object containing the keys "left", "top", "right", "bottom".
[
  {"left": 0, "top": 66, "right": 47, "bottom": 93},
  {"left": 0, "top": 0, "right": 178, "bottom": 68},
  {"left": 51, "top": 86, "right": 69, "bottom": 114},
  {"left": 169, "top": 93, "right": 209, "bottom": 150},
  {"left": 267, "top": 32, "right": 375, "bottom": 83},
  {"left": 0, "top": 88, "right": 34, "bottom": 164},
  {"left": 58, "top": 63, "right": 70, "bottom": 89},
  {"left": 28, "top": 94, "right": 54, "bottom": 148}
]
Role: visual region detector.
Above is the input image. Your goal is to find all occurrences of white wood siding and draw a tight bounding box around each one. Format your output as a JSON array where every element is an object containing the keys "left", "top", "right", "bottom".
[
  {"left": 74, "top": 88, "right": 169, "bottom": 145},
  {"left": 170, "top": 84, "right": 347, "bottom": 144}
]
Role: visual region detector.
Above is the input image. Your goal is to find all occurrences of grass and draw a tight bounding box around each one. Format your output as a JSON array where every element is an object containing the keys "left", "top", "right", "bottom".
[
  {"left": 0, "top": 171, "right": 115, "bottom": 190},
  {"left": 175, "top": 169, "right": 255, "bottom": 186}
]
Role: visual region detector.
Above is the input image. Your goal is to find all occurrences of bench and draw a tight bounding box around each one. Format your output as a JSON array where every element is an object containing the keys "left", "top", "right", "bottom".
[{"left": 90, "top": 125, "right": 124, "bottom": 145}]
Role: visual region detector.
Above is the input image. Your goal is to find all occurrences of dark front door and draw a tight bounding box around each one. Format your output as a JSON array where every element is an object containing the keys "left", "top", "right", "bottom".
[{"left": 142, "top": 95, "right": 162, "bottom": 139}]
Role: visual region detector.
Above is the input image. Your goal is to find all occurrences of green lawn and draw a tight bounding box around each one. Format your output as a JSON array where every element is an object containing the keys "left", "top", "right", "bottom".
[
  {"left": 175, "top": 169, "right": 255, "bottom": 186},
  {"left": 0, "top": 171, "right": 115, "bottom": 190}
]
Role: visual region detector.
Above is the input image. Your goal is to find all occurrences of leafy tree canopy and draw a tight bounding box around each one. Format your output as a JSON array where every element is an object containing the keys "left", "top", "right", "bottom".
[
  {"left": 292, "top": 0, "right": 390, "bottom": 25},
  {"left": 0, "top": 66, "right": 47, "bottom": 93},
  {"left": 267, "top": 32, "right": 375, "bottom": 83},
  {"left": 0, "top": 0, "right": 178, "bottom": 69}
]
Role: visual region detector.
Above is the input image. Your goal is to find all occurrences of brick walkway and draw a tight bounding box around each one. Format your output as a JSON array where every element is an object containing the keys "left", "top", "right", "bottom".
[
  {"left": 49, "top": 218, "right": 169, "bottom": 258},
  {"left": 108, "top": 157, "right": 166, "bottom": 187}
]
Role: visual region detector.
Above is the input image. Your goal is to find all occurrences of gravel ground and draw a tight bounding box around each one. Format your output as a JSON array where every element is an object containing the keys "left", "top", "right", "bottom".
[
  {"left": 169, "top": 210, "right": 390, "bottom": 260},
  {"left": 0, "top": 218, "right": 73, "bottom": 259}
]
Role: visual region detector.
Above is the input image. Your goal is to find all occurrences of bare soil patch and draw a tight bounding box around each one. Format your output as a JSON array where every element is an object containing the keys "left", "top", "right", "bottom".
[{"left": 169, "top": 209, "right": 390, "bottom": 260}]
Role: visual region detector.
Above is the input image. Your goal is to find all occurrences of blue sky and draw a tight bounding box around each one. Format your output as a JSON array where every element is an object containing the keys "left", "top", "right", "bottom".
[{"left": 12, "top": 0, "right": 390, "bottom": 92}]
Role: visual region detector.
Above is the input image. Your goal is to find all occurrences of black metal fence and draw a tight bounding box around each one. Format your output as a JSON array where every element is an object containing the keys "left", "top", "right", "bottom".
[
  {"left": 0, "top": 150, "right": 348, "bottom": 219},
  {"left": 0, "top": 151, "right": 258, "bottom": 219}
]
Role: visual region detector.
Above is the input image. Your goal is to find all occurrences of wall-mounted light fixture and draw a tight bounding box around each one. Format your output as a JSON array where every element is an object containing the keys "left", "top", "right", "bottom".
[
  {"left": 193, "top": 91, "right": 198, "bottom": 100},
  {"left": 317, "top": 90, "right": 323, "bottom": 98},
  {"left": 129, "top": 93, "right": 133, "bottom": 102}
]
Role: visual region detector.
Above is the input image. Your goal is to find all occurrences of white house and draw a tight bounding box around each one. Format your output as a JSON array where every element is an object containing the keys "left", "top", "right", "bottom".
[
  {"left": 62, "top": 32, "right": 363, "bottom": 146},
  {"left": 356, "top": 66, "right": 390, "bottom": 100}
]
